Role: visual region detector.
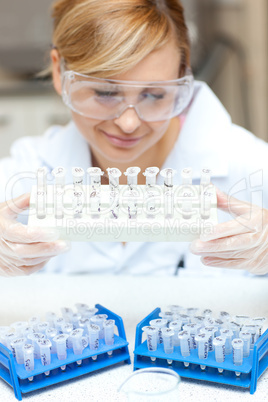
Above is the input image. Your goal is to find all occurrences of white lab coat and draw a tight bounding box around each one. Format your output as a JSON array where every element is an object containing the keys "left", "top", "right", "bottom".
[{"left": 0, "top": 81, "right": 267, "bottom": 276}]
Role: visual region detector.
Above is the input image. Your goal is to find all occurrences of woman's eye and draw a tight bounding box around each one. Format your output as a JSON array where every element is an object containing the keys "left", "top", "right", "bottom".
[
  {"left": 95, "top": 90, "right": 119, "bottom": 97},
  {"left": 142, "top": 92, "right": 165, "bottom": 100}
]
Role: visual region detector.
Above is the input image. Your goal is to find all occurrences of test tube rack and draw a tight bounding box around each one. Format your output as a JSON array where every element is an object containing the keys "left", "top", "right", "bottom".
[
  {"left": 133, "top": 308, "right": 268, "bottom": 394},
  {"left": 28, "top": 166, "right": 218, "bottom": 243},
  {"left": 0, "top": 304, "right": 130, "bottom": 401}
]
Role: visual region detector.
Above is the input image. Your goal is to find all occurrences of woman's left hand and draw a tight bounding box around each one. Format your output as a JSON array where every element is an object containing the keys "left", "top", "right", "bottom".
[{"left": 190, "top": 188, "right": 268, "bottom": 275}]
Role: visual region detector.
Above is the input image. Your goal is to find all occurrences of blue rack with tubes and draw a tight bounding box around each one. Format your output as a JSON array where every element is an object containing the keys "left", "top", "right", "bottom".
[
  {"left": 0, "top": 304, "right": 131, "bottom": 401},
  {"left": 133, "top": 307, "right": 268, "bottom": 394}
]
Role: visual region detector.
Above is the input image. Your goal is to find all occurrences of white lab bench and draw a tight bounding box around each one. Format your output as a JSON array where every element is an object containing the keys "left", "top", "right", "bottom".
[{"left": 0, "top": 273, "right": 267, "bottom": 402}]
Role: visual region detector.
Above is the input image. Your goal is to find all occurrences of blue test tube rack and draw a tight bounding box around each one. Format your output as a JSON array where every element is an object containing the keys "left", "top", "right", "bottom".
[
  {"left": 133, "top": 308, "right": 268, "bottom": 394},
  {"left": 0, "top": 304, "right": 131, "bottom": 401}
]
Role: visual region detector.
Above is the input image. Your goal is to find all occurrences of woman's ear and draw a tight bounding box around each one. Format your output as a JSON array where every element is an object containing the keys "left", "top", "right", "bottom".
[{"left": 51, "top": 49, "right": 62, "bottom": 95}]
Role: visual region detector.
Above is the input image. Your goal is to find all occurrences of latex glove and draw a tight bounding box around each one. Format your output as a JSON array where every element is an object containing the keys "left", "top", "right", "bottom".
[
  {"left": 190, "top": 188, "right": 268, "bottom": 275},
  {"left": 0, "top": 193, "right": 70, "bottom": 277}
]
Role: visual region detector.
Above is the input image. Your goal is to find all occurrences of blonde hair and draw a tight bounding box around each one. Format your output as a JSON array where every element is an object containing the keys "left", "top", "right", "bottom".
[{"left": 50, "top": 0, "right": 190, "bottom": 78}]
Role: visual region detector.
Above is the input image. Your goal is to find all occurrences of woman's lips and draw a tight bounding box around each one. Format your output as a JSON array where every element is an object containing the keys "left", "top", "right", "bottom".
[{"left": 102, "top": 131, "right": 143, "bottom": 148}]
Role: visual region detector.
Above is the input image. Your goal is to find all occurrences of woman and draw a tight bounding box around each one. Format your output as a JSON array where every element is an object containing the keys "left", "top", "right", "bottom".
[{"left": 0, "top": 0, "right": 267, "bottom": 276}]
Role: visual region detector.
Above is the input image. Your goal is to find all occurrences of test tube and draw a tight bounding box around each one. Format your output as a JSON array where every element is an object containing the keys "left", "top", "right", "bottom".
[
  {"left": 233, "top": 315, "right": 250, "bottom": 327},
  {"left": 90, "top": 314, "right": 108, "bottom": 339},
  {"left": 181, "top": 168, "right": 193, "bottom": 185},
  {"left": 72, "top": 167, "right": 85, "bottom": 186},
  {"left": 23, "top": 344, "right": 35, "bottom": 381},
  {"left": 220, "top": 329, "right": 233, "bottom": 354},
  {"left": 46, "top": 312, "right": 57, "bottom": 328},
  {"left": 200, "top": 326, "right": 217, "bottom": 351},
  {"left": 87, "top": 167, "right": 104, "bottom": 189},
  {"left": 142, "top": 326, "right": 158, "bottom": 361},
  {"left": 203, "top": 309, "right": 213, "bottom": 318},
  {"left": 162, "top": 328, "right": 175, "bottom": 364},
  {"left": 103, "top": 319, "right": 115, "bottom": 356},
  {"left": 28, "top": 316, "right": 40, "bottom": 331},
  {"left": 124, "top": 167, "right": 141, "bottom": 188},
  {"left": 28, "top": 332, "right": 45, "bottom": 359},
  {"left": 160, "top": 168, "right": 177, "bottom": 218},
  {"left": 192, "top": 316, "right": 206, "bottom": 326},
  {"left": 88, "top": 324, "right": 100, "bottom": 361},
  {"left": 169, "top": 305, "right": 183, "bottom": 315},
  {"left": 213, "top": 336, "right": 226, "bottom": 373},
  {"left": 214, "top": 319, "right": 225, "bottom": 336},
  {"left": 0, "top": 326, "right": 10, "bottom": 346},
  {"left": 61, "top": 307, "right": 74, "bottom": 323},
  {"left": 219, "top": 311, "right": 230, "bottom": 323},
  {"left": 70, "top": 313, "right": 82, "bottom": 330},
  {"left": 5, "top": 332, "right": 18, "bottom": 357},
  {"left": 186, "top": 308, "right": 199, "bottom": 319},
  {"left": 78, "top": 318, "right": 90, "bottom": 335},
  {"left": 52, "top": 167, "right": 66, "bottom": 219},
  {"left": 36, "top": 167, "right": 47, "bottom": 219},
  {"left": 38, "top": 339, "right": 52, "bottom": 375},
  {"left": 107, "top": 167, "right": 122, "bottom": 191},
  {"left": 242, "top": 324, "right": 258, "bottom": 348},
  {"left": 45, "top": 328, "right": 58, "bottom": 354},
  {"left": 37, "top": 322, "right": 50, "bottom": 335},
  {"left": 180, "top": 187, "right": 194, "bottom": 220},
  {"left": 82, "top": 307, "right": 98, "bottom": 320},
  {"left": 149, "top": 319, "right": 168, "bottom": 344},
  {"left": 72, "top": 167, "right": 85, "bottom": 216},
  {"left": 239, "top": 331, "right": 251, "bottom": 357},
  {"left": 143, "top": 167, "right": 160, "bottom": 218},
  {"left": 11, "top": 322, "right": 28, "bottom": 337},
  {"left": 200, "top": 190, "right": 212, "bottom": 219},
  {"left": 53, "top": 334, "right": 69, "bottom": 370},
  {"left": 143, "top": 167, "right": 159, "bottom": 187},
  {"left": 11, "top": 338, "right": 26, "bottom": 364},
  {"left": 177, "top": 314, "right": 191, "bottom": 327},
  {"left": 183, "top": 323, "right": 200, "bottom": 349},
  {"left": 178, "top": 330, "right": 191, "bottom": 367},
  {"left": 169, "top": 320, "right": 182, "bottom": 346},
  {"left": 87, "top": 167, "right": 104, "bottom": 215},
  {"left": 106, "top": 168, "right": 121, "bottom": 219},
  {"left": 159, "top": 311, "right": 174, "bottom": 325},
  {"left": 124, "top": 167, "right": 141, "bottom": 218},
  {"left": 204, "top": 317, "right": 216, "bottom": 327},
  {"left": 70, "top": 328, "right": 88, "bottom": 365},
  {"left": 195, "top": 333, "right": 209, "bottom": 370},
  {"left": 232, "top": 338, "right": 244, "bottom": 376},
  {"left": 22, "top": 326, "right": 35, "bottom": 340},
  {"left": 75, "top": 303, "right": 89, "bottom": 314},
  {"left": 228, "top": 321, "right": 241, "bottom": 339},
  {"left": 251, "top": 317, "right": 266, "bottom": 336},
  {"left": 55, "top": 317, "right": 66, "bottom": 334},
  {"left": 61, "top": 323, "right": 74, "bottom": 349},
  {"left": 200, "top": 168, "right": 211, "bottom": 188}
]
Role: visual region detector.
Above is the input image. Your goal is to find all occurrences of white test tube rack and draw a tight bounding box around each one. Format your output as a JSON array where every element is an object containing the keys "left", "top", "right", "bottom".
[{"left": 28, "top": 166, "right": 218, "bottom": 242}]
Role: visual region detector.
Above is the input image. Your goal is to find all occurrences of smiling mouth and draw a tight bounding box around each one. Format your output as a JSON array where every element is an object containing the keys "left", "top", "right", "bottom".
[{"left": 102, "top": 131, "right": 144, "bottom": 147}]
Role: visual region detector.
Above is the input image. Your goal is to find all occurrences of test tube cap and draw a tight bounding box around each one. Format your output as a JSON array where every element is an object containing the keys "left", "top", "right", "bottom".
[
  {"left": 107, "top": 167, "right": 122, "bottom": 178},
  {"left": 124, "top": 167, "right": 141, "bottom": 176},
  {"left": 143, "top": 167, "right": 160, "bottom": 177}
]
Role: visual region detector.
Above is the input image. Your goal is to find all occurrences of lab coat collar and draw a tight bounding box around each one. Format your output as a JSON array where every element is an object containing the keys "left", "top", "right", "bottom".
[{"left": 160, "top": 81, "right": 231, "bottom": 180}]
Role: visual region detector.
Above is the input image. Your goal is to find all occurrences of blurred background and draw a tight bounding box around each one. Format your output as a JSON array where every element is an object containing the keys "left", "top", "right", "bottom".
[{"left": 0, "top": 0, "right": 267, "bottom": 158}]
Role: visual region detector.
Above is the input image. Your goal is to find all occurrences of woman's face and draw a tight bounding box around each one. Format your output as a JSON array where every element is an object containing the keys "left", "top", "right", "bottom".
[{"left": 52, "top": 38, "right": 181, "bottom": 164}]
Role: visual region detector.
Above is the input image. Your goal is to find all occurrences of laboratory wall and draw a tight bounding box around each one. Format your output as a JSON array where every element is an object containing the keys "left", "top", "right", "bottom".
[{"left": 0, "top": 0, "right": 267, "bottom": 159}]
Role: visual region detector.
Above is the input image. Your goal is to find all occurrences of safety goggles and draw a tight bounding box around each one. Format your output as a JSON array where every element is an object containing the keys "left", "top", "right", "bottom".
[{"left": 61, "top": 67, "right": 194, "bottom": 122}]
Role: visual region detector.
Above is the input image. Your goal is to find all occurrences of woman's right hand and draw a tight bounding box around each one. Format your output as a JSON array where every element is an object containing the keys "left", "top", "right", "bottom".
[{"left": 0, "top": 193, "right": 70, "bottom": 277}]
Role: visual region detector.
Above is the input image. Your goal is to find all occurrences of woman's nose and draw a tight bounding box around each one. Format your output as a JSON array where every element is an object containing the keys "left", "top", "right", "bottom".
[{"left": 113, "top": 106, "right": 142, "bottom": 133}]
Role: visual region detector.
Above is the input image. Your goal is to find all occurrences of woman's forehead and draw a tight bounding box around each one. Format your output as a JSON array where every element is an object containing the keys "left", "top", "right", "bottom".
[{"left": 105, "top": 41, "right": 181, "bottom": 82}]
